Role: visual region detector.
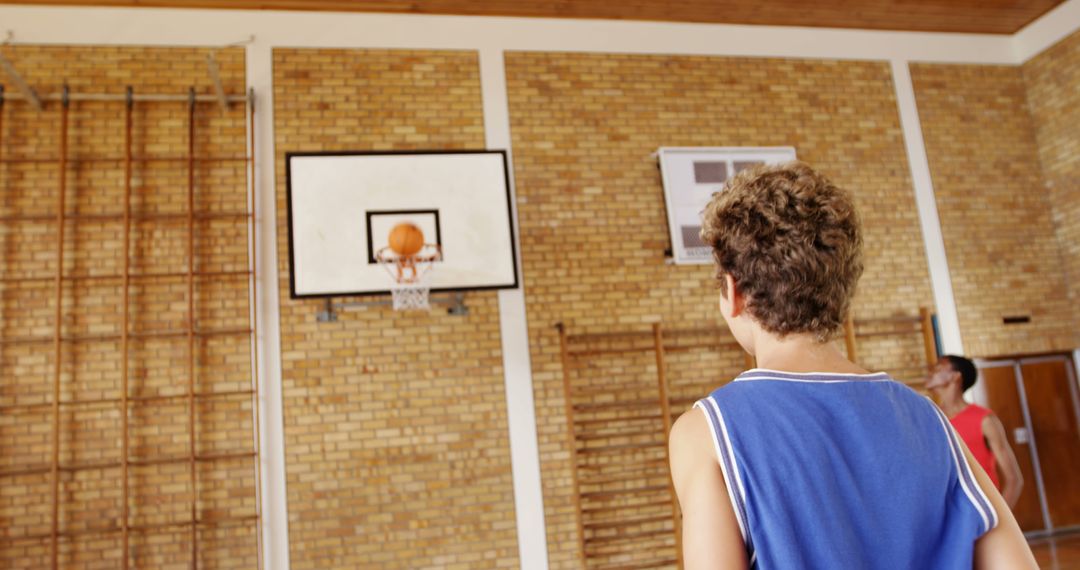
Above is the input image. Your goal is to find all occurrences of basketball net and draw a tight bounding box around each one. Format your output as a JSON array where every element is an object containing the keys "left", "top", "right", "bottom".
[{"left": 375, "top": 244, "right": 442, "bottom": 311}]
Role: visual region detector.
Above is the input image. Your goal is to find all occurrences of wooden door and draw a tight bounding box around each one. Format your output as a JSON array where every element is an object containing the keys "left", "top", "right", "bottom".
[
  {"left": 1019, "top": 358, "right": 1080, "bottom": 528},
  {"left": 980, "top": 363, "right": 1046, "bottom": 531}
]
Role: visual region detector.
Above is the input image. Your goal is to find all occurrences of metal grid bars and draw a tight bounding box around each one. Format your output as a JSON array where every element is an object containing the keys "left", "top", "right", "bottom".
[{"left": 0, "top": 86, "right": 262, "bottom": 569}]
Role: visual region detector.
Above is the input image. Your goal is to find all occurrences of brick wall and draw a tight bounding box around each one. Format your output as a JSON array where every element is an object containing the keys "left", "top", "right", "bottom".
[
  {"left": 0, "top": 46, "right": 257, "bottom": 567},
  {"left": 272, "top": 48, "right": 520, "bottom": 569},
  {"left": 505, "top": 52, "right": 936, "bottom": 568},
  {"left": 1023, "top": 29, "right": 1080, "bottom": 347},
  {"left": 911, "top": 63, "right": 1075, "bottom": 357}
]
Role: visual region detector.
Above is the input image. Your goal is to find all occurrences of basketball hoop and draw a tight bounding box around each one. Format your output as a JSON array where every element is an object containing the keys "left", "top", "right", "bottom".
[
  {"left": 375, "top": 243, "right": 442, "bottom": 311},
  {"left": 372, "top": 221, "right": 443, "bottom": 311}
]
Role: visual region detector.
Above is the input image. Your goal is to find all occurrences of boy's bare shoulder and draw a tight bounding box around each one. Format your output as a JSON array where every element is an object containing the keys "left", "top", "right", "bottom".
[
  {"left": 669, "top": 406, "right": 717, "bottom": 470},
  {"left": 670, "top": 406, "right": 709, "bottom": 448}
]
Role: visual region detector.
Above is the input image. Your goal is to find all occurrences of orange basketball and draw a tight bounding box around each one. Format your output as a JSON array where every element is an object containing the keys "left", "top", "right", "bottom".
[{"left": 387, "top": 223, "right": 425, "bottom": 256}]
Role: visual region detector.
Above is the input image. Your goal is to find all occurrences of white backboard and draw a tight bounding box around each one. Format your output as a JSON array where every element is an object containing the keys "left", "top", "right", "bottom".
[{"left": 286, "top": 150, "right": 518, "bottom": 297}]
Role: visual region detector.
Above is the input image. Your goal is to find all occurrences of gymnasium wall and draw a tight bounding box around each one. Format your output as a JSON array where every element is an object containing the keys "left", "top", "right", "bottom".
[
  {"left": 504, "top": 52, "right": 937, "bottom": 568},
  {"left": 1, "top": 10, "right": 1076, "bottom": 570},
  {"left": 0, "top": 46, "right": 257, "bottom": 567},
  {"left": 911, "top": 62, "right": 1076, "bottom": 357},
  {"left": 271, "top": 48, "right": 521, "bottom": 569},
  {"left": 1023, "top": 29, "right": 1080, "bottom": 348}
]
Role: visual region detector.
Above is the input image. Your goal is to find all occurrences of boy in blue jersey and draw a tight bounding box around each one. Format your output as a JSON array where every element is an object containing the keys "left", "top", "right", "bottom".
[{"left": 668, "top": 162, "right": 1035, "bottom": 569}]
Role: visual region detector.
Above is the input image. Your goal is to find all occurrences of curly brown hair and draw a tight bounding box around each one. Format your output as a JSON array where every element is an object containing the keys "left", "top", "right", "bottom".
[{"left": 700, "top": 161, "right": 863, "bottom": 341}]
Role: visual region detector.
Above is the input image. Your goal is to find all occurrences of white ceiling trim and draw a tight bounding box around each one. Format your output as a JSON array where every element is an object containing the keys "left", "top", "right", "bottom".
[{"left": 1013, "top": 0, "right": 1080, "bottom": 63}]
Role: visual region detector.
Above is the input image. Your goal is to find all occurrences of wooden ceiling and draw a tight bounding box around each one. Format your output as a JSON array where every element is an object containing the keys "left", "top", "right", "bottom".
[{"left": 0, "top": 0, "right": 1066, "bottom": 34}]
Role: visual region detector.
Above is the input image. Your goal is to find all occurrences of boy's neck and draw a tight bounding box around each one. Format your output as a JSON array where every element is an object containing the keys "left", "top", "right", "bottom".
[
  {"left": 751, "top": 331, "right": 870, "bottom": 375},
  {"left": 934, "top": 385, "right": 968, "bottom": 415}
]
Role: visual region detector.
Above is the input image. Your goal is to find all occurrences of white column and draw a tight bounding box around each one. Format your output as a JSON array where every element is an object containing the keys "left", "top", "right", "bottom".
[
  {"left": 890, "top": 59, "right": 965, "bottom": 356},
  {"left": 478, "top": 47, "right": 551, "bottom": 570},
  {"left": 246, "top": 41, "right": 292, "bottom": 570}
]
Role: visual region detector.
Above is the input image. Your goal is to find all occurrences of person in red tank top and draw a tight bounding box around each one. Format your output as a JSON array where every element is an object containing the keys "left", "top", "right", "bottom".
[
  {"left": 926, "top": 355, "right": 1024, "bottom": 508},
  {"left": 951, "top": 404, "right": 1001, "bottom": 487}
]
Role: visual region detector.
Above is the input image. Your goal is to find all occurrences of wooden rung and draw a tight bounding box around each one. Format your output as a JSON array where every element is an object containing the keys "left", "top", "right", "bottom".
[
  {"left": 581, "top": 473, "right": 669, "bottom": 488},
  {"left": 569, "top": 347, "right": 656, "bottom": 358},
  {"left": 0, "top": 451, "right": 255, "bottom": 478},
  {"left": 0, "top": 155, "right": 250, "bottom": 165},
  {"left": 577, "top": 441, "right": 665, "bottom": 455},
  {"left": 568, "top": 340, "right": 743, "bottom": 358},
  {"left": 567, "top": 330, "right": 658, "bottom": 342},
  {"left": 587, "top": 540, "right": 677, "bottom": 558},
  {"left": 576, "top": 428, "right": 662, "bottom": 441},
  {"left": 575, "top": 413, "right": 662, "bottom": 427},
  {"left": 578, "top": 458, "right": 668, "bottom": 472},
  {"left": 664, "top": 342, "right": 739, "bottom": 353},
  {"left": 130, "top": 389, "right": 255, "bottom": 403},
  {"left": 129, "top": 450, "right": 255, "bottom": 467},
  {"left": 132, "top": 327, "right": 253, "bottom": 339},
  {"left": 0, "top": 211, "right": 250, "bottom": 223},
  {"left": 568, "top": 325, "right": 727, "bottom": 344},
  {"left": 0, "top": 397, "right": 113, "bottom": 412},
  {"left": 855, "top": 315, "right": 921, "bottom": 325},
  {"left": 665, "top": 325, "right": 732, "bottom": 336},
  {"left": 581, "top": 485, "right": 670, "bottom": 501},
  {"left": 856, "top": 328, "right": 921, "bottom": 339},
  {"left": 0, "top": 327, "right": 252, "bottom": 345},
  {"left": 586, "top": 515, "right": 672, "bottom": 531},
  {"left": 582, "top": 499, "right": 673, "bottom": 516},
  {"left": 0, "top": 269, "right": 252, "bottom": 285},
  {"left": 586, "top": 528, "right": 673, "bottom": 546},
  {"left": 573, "top": 386, "right": 660, "bottom": 398},
  {"left": 0, "top": 514, "right": 258, "bottom": 544},
  {"left": 0, "top": 402, "right": 51, "bottom": 412},
  {"left": 0, "top": 390, "right": 255, "bottom": 413},
  {"left": 573, "top": 389, "right": 657, "bottom": 400},
  {"left": 574, "top": 399, "right": 660, "bottom": 412},
  {"left": 0, "top": 462, "right": 115, "bottom": 478},
  {"left": 61, "top": 459, "right": 120, "bottom": 472},
  {"left": 130, "top": 514, "right": 259, "bottom": 532},
  {"left": 593, "top": 557, "right": 679, "bottom": 570}
]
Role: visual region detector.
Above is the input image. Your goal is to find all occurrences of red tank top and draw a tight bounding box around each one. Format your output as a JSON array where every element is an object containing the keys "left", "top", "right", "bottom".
[{"left": 949, "top": 404, "right": 999, "bottom": 488}]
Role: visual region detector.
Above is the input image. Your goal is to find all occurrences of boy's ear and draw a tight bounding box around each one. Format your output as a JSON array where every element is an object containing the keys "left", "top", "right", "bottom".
[{"left": 724, "top": 274, "right": 745, "bottom": 318}]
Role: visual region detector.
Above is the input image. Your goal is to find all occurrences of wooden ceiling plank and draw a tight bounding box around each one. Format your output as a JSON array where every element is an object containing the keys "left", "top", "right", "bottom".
[{"left": 0, "top": 0, "right": 1065, "bottom": 34}]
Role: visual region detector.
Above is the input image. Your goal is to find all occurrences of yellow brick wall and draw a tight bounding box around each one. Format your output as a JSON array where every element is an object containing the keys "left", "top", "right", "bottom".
[
  {"left": 911, "top": 63, "right": 1075, "bottom": 357},
  {"left": 272, "top": 48, "right": 520, "bottom": 569},
  {"left": 1023, "top": 29, "right": 1080, "bottom": 347},
  {"left": 505, "top": 52, "right": 936, "bottom": 568},
  {"left": 0, "top": 46, "right": 257, "bottom": 567}
]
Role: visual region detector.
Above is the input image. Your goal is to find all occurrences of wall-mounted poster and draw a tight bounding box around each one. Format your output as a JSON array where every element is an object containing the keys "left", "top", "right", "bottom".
[{"left": 657, "top": 147, "right": 796, "bottom": 265}]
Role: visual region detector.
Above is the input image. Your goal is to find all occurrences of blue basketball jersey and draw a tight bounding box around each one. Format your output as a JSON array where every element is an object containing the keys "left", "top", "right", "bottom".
[{"left": 695, "top": 369, "right": 997, "bottom": 569}]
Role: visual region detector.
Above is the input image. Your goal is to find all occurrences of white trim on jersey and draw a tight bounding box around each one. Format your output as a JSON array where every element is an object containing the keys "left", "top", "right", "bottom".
[
  {"left": 928, "top": 402, "right": 999, "bottom": 534},
  {"left": 695, "top": 398, "right": 757, "bottom": 565},
  {"left": 694, "top": 400, "right": 750, "bottom": 547},
  {"left": 735, "top": 369, "right": 892, "bottom": 383}
]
